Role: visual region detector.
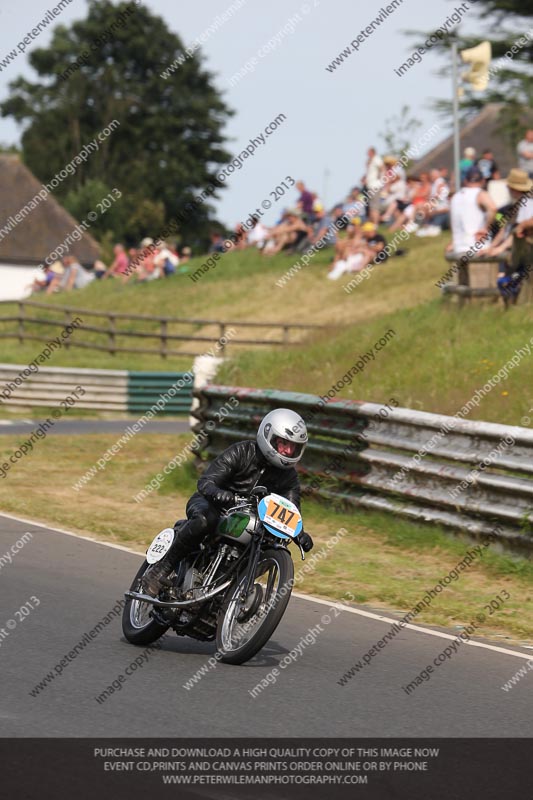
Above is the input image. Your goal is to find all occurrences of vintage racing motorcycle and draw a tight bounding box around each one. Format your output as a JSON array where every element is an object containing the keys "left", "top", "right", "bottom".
[{"left": 122, "top": 487, "right": 306, "bottom": 664}]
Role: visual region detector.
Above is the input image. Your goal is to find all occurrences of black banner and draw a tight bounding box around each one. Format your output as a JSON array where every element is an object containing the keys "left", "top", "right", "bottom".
[{"left": 2, "top": 738, "right": 532, "bottom": 799}]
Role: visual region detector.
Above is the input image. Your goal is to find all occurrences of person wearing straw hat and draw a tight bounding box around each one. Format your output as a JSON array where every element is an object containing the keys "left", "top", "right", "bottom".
[{"left": 489, "top": 169, "right": 533, "bottom": 305}]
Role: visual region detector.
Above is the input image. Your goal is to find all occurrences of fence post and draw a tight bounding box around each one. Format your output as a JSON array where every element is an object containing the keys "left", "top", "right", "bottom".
[
  {"left": 109, "top": 314, "right": 116, "bottom": 356},
  {"left": 18, "top": 302, "right": 25, "bottom": 345},
  {"left": 283, "top": 325, "right": 290, "bottom": 345},
  {"left": 161, "top": 319, "right": 168, "bottom": 359},
  {"left": 64, "top": 310, "right": 71, "bottom": 349},
  {"left": 219, "top": 323, "right": 226, "bottom": 354}
]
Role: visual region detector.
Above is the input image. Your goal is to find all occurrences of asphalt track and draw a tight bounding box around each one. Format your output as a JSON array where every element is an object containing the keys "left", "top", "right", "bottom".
[
  {"left": 1, "top": 511, "right": 532, "bottom": 738},
  {"left": 0, "top": 418, "right": 189, "bottom": 436}
]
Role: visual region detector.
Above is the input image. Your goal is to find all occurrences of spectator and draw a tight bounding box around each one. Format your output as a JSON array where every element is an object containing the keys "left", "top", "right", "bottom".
[
  {"left": 93, "top": 259, "right": 107, "bottom": 279},
  {"left": 247, "top": 215, "right": 270, "bottom": 250},
  {"left": 28, "top": 262, "right": 63, "bottom": 294},
  {"left": 459, "top": 147, "right": 477, "bottom": 186},
  {"left": 209, "top": 233, "right": 226, "bottom": 254},
  {"left": 327, "top": 220, "right": 365, "bottom": 280},
  {"left": 295, "top": 181, "right": 316, "bottom": 222},
  {"left": 264, "top": 210, "right": 310, "bottom": 255},
  {"left": 389, "top": 175, "right": 430, "bottom": 233},
  {"left": 233, "top": 223, "right": 248, "bottom": 250},
  {"left": 449, "top": 166, "right": 497, "bottom": 257},
  {"left": 311, "top": 207, "right": 337, "bottom": 247},
  {"left": 360, "top": 221, "right": 388, "bottom": 266},
  {"left": 104, "top": 244, "right": 130, "bottom": 283},
  {"left": 154, "top": 241, "right": 179, "bottom": 277},
  {"left": 416, "top": 168, "right": 450, "bottom": 236},
  {"left": 327, "top": 221, "right": 387, "bottom": 280},
  {"left": 365, "top": 147, "right": 384, "bottom": 224},
  {"left": 137, "top": 238, "right": 159, "bottom": 282},
  {"left": 477, "top": 148, "right": 499, "bottom": 183},
  {"left": 57, "top": 255, "right": 95, "bottom": 292},
  {"left": 489, "top": 169, "right": 533, "bottom": 304},
  {"left": 517, "top": 129, "right": 533, "bottom": 178},
  {"left": 180, "top": 246, "right": 192, "bottom": 263}
]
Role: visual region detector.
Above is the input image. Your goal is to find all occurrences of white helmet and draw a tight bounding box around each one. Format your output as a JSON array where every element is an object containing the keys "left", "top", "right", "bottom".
[{"left": 256, "top": 408, "right": 308, "bottom": 469}]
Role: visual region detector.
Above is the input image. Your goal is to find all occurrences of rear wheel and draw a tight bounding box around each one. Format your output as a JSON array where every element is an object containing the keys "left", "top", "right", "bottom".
[
  {"left": 122, "top": 560, "right": 169, "bottom": 645},
  {"left": 216, "top": 548, "right": 293, "bottom": 665}
]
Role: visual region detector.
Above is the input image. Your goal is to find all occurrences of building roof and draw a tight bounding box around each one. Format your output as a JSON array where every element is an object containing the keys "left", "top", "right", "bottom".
[
  {"left": 0, "top": 155, "right": 100, "bottom": 266},
  {"left": 413, "top": 103, "right": 532, "bottom": 177}
]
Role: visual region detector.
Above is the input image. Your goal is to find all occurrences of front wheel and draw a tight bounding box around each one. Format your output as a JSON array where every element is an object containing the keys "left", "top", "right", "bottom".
[
  {"left": 216, "top": 547, "right": 293, "bottom": 665},
  {"left": 122, "top": 560, "right": 169, "bottom": 645}
]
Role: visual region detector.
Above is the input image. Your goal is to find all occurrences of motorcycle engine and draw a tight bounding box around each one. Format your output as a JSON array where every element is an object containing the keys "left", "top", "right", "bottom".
[{"left": 181, "top": 566, "right": 203, "bottom": 595}]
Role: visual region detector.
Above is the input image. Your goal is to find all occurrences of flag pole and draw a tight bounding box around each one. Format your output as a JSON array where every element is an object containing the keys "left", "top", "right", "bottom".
[{"left": 451, "top": 38, "right": 461, "bottom": 190}]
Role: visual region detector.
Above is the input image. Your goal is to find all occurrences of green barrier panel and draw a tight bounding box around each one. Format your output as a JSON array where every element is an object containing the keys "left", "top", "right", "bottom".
[{"left": 127, "top": 371, "right": 193, "bottom": 415}]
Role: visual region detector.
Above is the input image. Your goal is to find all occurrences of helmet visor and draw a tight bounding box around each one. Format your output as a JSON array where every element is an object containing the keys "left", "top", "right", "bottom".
[{"left": 271, "top": 436, "right": 304, "bottom": 459}]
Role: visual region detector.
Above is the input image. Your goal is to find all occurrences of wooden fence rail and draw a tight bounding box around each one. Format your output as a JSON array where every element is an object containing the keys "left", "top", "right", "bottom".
[{"left": 0, "top": 300, "right": 326, "bottom": 359}]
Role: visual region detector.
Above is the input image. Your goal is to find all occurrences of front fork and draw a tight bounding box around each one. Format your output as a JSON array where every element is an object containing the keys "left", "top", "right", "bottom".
[{"left": 239, "top": 533, "right": 264, "bottom": 610}]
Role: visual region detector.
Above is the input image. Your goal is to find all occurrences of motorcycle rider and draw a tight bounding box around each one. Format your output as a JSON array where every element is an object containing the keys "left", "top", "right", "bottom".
[{"left": 143, "top": 408, "right": 314, "bottom": 596}]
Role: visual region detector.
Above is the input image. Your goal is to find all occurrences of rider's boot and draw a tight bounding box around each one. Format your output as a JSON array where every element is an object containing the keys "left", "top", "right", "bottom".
[{"left": 142, "top": 518, "right": 206, "bottom": 596}]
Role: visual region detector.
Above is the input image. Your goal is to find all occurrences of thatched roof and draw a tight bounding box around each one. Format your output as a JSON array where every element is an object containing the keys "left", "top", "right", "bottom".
[
  {"left": 0, "top": 155, "right": 100, "bottom": 266},
  {"left": 413, "top": 103, "right": 533, "bottom": 177}
]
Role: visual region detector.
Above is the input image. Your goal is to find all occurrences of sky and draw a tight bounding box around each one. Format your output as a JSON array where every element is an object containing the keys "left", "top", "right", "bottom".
[{"left": 0, "top": 0, "right": 484, "bottom": 227}]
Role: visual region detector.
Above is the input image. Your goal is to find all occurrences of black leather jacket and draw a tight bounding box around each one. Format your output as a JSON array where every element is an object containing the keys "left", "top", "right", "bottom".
[{"left": 197, "top": 440, "right": 301, "bottom": 509}]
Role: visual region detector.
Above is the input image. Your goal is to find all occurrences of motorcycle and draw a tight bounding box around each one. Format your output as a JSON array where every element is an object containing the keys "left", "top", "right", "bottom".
[{"left": 122, "top": 486, "right": 306, "bottom": 664}]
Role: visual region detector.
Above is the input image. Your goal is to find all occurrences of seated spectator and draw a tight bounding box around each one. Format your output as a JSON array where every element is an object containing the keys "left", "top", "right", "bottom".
[
  {"left": 327, "top": 221, "right": 365, "bottom": 280},
  {"left": 311, "top": 207, "right": 337, "bottom": 247},
  {"left": 56, "top": 255, "right": 95, "bottom": 291},
  {"left": 233, "top": 223, "right": 248, "bottom": 250},
  {"left": 154, "top": 241, "right": 179, "bottom": 277},
  {"left": 389, "top": 175, "right": 430, "bottom": 232},
  {"left": 327, "top": 220, "right": 387, "bottom": 280},
  {"left": 209, "top": 233, "right": 226, "bottom": 254},
  {"left": 28, "top": 262, "right": 63, "bottom": 294},
  {"left": 416, "top": 168, "right": 450, "bottom": 236},
  {"left": 247, "top": 215, "right": 270, "bottom": 250},
  {"left": 104, "top": 244, "right": 130, "bottom": 283},
  {"left": 93, "top": 259, "right": 107, "bottom": 279},
  {"left": 382, "top": 169, "right": 408, "bottom": 224},
  {"left": 263, "top": 210, "right": 310, "bottom": 255},
  {"left": 342, "top": 188, "right": 366, "bottom": 222},
  {"left": 180, "top": 246, "right": 192, "bottom": 263},
  {"left": 136, "top": 238, "right": 159, "bottom": 282}
]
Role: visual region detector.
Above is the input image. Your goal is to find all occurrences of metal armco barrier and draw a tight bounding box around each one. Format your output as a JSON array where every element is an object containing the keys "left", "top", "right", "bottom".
[
  {"left": 127, "top": 371, "right": 193, "bottom": 414},
  {"left": 192, "top": 385, "right": 533, "bottom": 555},
  {"left": 0, "top": 364, "right": 193, "bottom": 414}
]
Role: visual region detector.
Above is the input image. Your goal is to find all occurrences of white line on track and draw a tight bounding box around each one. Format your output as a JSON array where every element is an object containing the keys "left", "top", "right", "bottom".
[{"left": 1, "top": 509, "right": 531, "bottom": 662}]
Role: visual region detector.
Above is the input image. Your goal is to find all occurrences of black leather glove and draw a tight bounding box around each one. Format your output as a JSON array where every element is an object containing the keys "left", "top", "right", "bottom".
[
  {"left": 296, "top": 531, "right": 313, "bottom": 552},
  {"left": 212, "top": 489, "right": 235, "bottom": 508}
]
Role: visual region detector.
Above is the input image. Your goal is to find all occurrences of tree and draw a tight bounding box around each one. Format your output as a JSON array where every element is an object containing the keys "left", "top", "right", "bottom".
[
  {"left": 1, "top": 0, "right": 233, "bottom": 244},
  {"left": 379, "top": 104, "right": 422, "bottom": 164},
  {"left": 406, "top": 0, "right": 533, "bottom": 142}
]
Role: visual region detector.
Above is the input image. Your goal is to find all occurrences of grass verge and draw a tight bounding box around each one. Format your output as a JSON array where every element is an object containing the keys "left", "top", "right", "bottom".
[{"left": 0, "top": 430, "right": 531, "bottom": 645}]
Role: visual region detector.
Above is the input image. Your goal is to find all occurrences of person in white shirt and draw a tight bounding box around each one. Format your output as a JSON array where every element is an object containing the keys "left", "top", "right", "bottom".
[
  {"left": 517, "top": 129, "right": 533, "bottom": 177},
  {"left": 449, "top": 166, "right": 496, "bottom": 255},
  {"left": 154, "top": 242, "right": 179, "bottom": 277},
  {"left": 247, "top": 216, "right": 270, "bottom": 249},
  {"left": 57, "top": 256, "right": 95, "bottom": 291}
]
